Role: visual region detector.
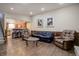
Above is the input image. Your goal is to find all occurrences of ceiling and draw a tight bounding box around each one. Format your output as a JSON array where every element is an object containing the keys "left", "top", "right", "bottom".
[{"left": 0, "top": 3, "right": 77, "bottom": 16}]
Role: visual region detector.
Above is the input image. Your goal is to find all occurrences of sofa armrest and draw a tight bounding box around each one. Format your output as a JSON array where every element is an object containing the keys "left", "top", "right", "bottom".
[
  {"left": 64, "top": 39, "right": 73, "bottom": 41},
  {"left": 63, "top": 40, "right": 74, "bottom": 50},
  {"left": 63, "top": 40, "right": 74, "bottom": 44},
  {"left": 55, "top": 36, "right": 63, "bottom": 39}
]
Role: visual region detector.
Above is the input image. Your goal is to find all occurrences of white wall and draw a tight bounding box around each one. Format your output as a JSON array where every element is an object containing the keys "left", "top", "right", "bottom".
[{"left": 31, "top": 4, "right": 79, "bottom": 32}]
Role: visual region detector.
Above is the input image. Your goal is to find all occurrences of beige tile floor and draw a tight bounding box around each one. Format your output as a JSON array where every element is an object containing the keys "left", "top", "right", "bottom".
[{"left": 0, "top": 36, "right": 75, "bottom": 56}]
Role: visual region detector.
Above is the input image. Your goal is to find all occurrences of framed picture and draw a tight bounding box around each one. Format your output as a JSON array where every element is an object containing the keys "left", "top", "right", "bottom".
[
  {"left": 37, "top": 19, "right": 43, "bottom": 27},
  {"left": 47, "top": 17, "right": 53, "bottom": 27}
]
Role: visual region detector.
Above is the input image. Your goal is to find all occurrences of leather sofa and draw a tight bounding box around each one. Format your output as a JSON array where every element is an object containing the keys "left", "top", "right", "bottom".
[
  {"left": 54, "top": 30, "right": 75, "bottom": 50},
  {"left": 31, "top": 31, "right": 54, "bottom": 43}
]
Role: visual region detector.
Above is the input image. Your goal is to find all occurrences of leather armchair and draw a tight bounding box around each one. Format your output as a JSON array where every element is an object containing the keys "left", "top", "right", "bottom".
[{"left": 54, "top": 30, "right": 75, "bottom": 50}]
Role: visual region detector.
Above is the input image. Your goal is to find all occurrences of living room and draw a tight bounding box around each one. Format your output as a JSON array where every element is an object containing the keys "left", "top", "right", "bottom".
[{"left": 0, "top": 3, "right": 79, "bottom": 56}]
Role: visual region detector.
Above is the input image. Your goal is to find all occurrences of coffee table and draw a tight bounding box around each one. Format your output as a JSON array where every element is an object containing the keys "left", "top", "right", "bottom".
[{"left": 25, "top": 37, "right": 39, "bottom": 46}]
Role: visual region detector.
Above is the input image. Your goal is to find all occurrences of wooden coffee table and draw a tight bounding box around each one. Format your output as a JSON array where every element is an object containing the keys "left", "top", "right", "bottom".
[{"left": 25, "top": 37, "right": 39, "bottom": 46}]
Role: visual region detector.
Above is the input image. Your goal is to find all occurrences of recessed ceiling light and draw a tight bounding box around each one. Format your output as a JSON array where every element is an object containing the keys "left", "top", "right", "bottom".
[
  {"left": 41, "top": 8, "right": 45, "bottom": 11},
  {"left": 30, "top": 12, "right": 33, "bottom": 15},
  {"left": 10, "top": 8, "right": 14, "bottom": 10}
]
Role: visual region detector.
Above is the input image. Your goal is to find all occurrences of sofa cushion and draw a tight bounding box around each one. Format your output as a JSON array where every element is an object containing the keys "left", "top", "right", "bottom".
[
  {"left": 39, "top": 35, "right": 51, "bottom": 38},
  {"left": 34, "top": 32, "right": 52, "bottom": 37},
  {"left": 55, "top": 39, "right": 64, "bottom": 44}
]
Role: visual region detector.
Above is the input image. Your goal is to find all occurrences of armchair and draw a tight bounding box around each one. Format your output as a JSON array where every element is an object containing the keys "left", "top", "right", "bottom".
[{"left": 54, "top": 30, "right": 75, "bottom": 50}]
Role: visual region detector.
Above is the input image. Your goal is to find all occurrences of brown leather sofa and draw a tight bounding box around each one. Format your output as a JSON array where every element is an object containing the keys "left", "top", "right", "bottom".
[{"left": 54, "top": 30, "right": 75, "bottom": 50}]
